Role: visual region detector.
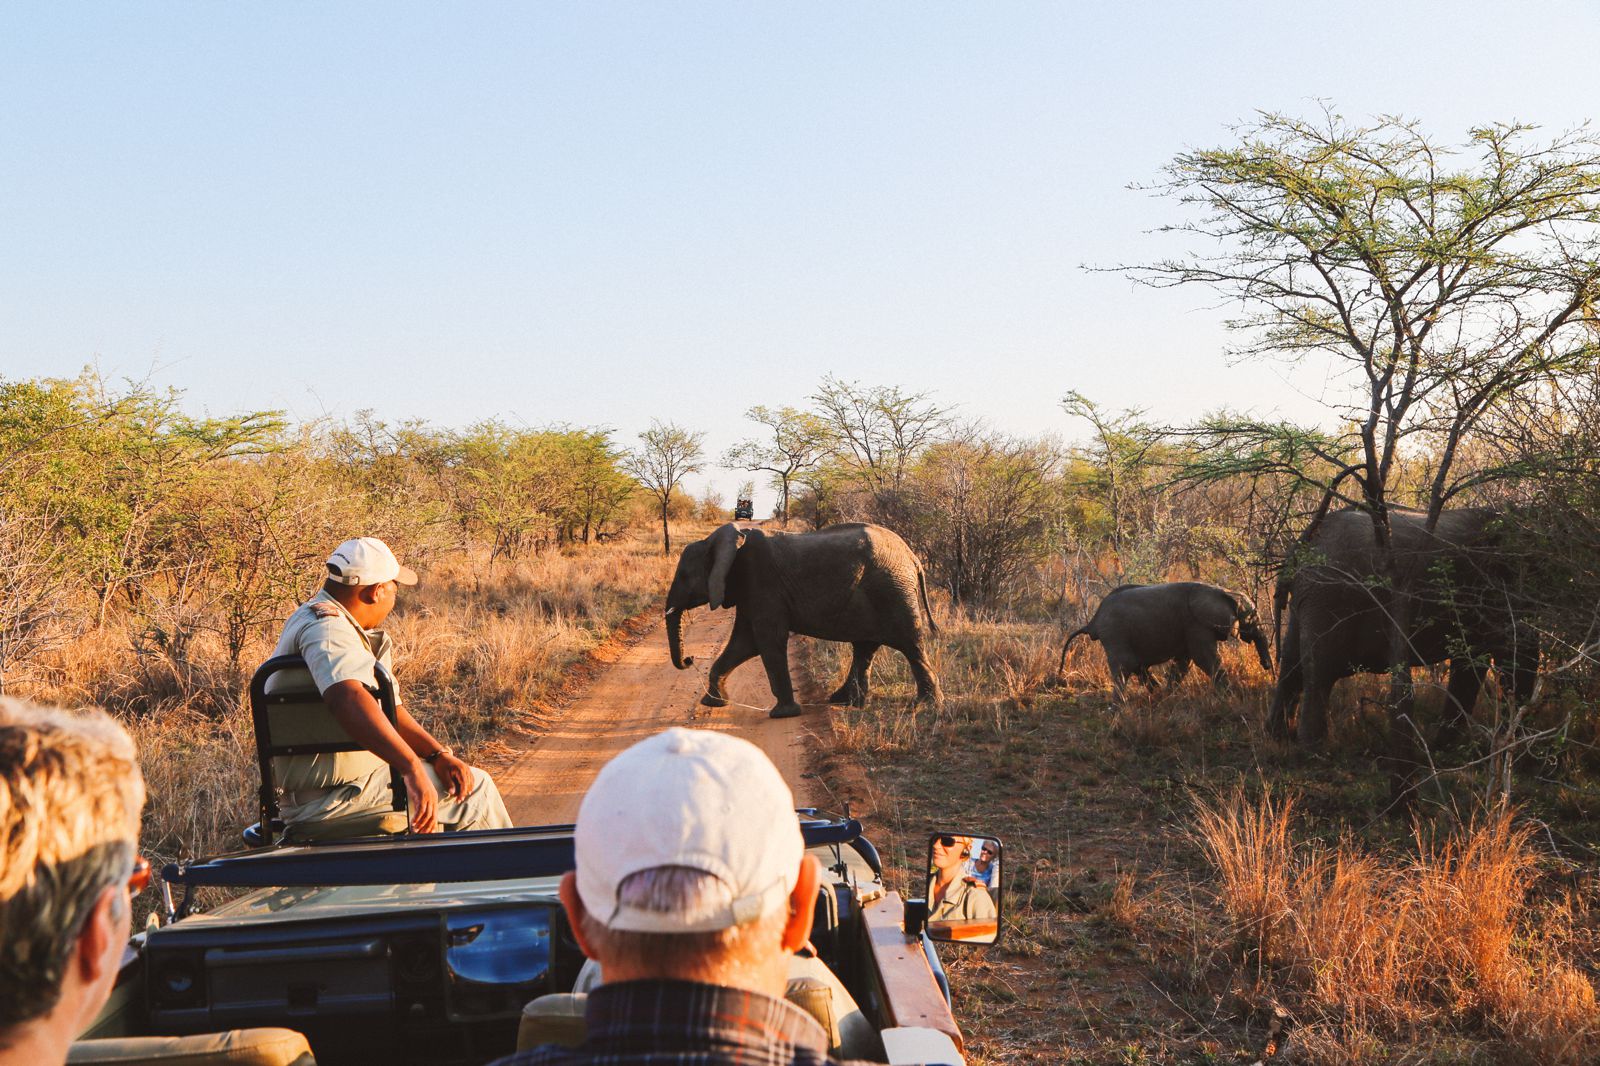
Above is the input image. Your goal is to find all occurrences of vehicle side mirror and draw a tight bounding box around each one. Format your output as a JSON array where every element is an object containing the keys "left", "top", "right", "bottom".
[{"left": 919, "top": 832, "right": 1002, "bottom": 946}]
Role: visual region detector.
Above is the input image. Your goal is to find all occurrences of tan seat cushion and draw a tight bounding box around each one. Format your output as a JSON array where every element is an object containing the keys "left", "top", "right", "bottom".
[
  {"left": 786, "top": 954, "right": 883, "bottom": 1061},
  {"left": 517, "top": 993, "right": 588, "bottom": 1051},
  {"left": 784, "top": 977, "right": 841, "bottom": 1048},
  {"left": 68, "top": 1029, "right": 314, "bottom": 1066}
]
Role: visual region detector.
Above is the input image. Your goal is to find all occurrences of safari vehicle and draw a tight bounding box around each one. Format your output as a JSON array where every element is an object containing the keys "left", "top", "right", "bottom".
[
  {"left": 733, "top": 497, "right": 755, "bottom": 520},
  {"left": 75, "top": 654, "right": 1001, "bottom": 1064},
  {"left": 80, "top": 817, "right": 1002, "bottom": 1066}
]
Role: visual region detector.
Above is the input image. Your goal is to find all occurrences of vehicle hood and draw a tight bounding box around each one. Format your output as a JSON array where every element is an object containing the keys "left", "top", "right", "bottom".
[{"left": 186, "top": 875, "right": 565, "bottom": 928}]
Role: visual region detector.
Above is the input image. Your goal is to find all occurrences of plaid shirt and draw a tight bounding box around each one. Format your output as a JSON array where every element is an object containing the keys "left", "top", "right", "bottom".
[{"left": 488, "top": 979, "right": 892, "bottom": 1066}]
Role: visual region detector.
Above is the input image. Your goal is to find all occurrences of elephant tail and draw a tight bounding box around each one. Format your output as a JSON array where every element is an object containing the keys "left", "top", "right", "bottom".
[
  {"left": 917, "top": 564, "right": 939, "bottom": 633},
  {"left": 1057, "top": 626, "right": 1093, "bottom": 677}
]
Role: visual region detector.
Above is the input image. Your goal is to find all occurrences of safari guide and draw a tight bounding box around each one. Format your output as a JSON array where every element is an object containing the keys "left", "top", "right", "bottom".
[{"left": 270, "top": 536, "right": 512, "bottom": 835}]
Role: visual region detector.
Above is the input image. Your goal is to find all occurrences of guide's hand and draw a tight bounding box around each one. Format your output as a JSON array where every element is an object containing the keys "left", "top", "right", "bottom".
[
  {"left": 403, "top": 763, "right": 440, "bottom": 833},
  {"left": 435, "top": 752, "right": 471, "bottom": 802}
]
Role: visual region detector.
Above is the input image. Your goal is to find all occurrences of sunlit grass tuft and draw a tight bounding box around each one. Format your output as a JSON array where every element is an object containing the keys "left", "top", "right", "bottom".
[{"left": 1193, "top": 787, "right": 1600, "bottom": 1063}]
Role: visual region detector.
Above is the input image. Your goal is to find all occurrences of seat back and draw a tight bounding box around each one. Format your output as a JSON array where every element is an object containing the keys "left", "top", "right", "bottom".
[
  {"left": 783, "top": 977, "right": 842, "bottom": 1049},
  {"left": 785, "top": 953, "right": 883, "bottom": 1061},
  {"left": 68, "top": 1028, "right": 315, "bottom": 1065},
  {"left": 516, "top": 993, "right": 588, "bottom": 1051},
  {"left": 249, "top": 655, "right": 405, "bottom": 846}
]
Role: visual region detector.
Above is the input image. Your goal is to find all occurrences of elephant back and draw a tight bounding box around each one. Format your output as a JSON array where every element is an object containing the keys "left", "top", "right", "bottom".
[
  {"left": 768, "top": 522, "right": 931, "bottom": 626},
  {"left": 1293, "top": 506, "right": 1511, "bottom": 602}
]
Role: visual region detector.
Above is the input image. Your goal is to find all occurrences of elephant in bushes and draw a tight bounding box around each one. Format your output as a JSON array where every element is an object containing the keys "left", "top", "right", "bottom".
[
  {"left": 1057, "top": 582, "right": 1273, "bottom": 693},
  {"left": 665, "top": 522, "right": 942, "bottom": 718},
  {"left": 1268, "top": 507, "right": 1539, "bottom": 751}
]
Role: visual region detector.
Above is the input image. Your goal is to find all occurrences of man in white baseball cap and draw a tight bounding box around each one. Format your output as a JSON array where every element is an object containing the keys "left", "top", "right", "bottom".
[
  {"left": 491, "top": 727, "right": 882, "bottom": 1066},
  {"left": 268, "top": 537, "right": 511, "bottom": 836}
]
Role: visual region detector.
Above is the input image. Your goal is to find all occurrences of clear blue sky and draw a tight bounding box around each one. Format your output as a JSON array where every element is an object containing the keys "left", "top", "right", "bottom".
[{"left": 3, "top": 3, "right": 1596, "bottom": 505}]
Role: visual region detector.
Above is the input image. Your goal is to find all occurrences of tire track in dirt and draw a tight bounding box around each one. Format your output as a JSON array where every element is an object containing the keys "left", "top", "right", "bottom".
[{"left": 499, "top": 609, "right": 830, "bottom": 825}]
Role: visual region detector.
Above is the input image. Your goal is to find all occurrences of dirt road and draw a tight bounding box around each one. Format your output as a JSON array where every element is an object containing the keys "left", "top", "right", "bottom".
[{"left": 498, "top": 609, "right": 819, "bottom": 825}]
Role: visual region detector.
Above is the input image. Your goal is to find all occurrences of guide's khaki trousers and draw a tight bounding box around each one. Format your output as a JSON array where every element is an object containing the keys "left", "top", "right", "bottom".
[{"left": 282, "top": 761, "right": 513, "bottom": 833}]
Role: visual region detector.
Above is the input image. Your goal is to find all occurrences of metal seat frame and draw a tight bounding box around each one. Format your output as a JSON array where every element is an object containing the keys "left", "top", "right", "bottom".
[{"left": 247, "top": 654, "right": 406, "bottom": 847}]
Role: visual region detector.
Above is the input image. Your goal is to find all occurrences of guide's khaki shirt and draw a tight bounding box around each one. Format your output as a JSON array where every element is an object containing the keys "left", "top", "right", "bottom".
[
  {"left": 927, "top": 874, "right": 998, "bottom": 923},
  {"left": 268, "top": 589, "right": 398, "bottom": 793}
]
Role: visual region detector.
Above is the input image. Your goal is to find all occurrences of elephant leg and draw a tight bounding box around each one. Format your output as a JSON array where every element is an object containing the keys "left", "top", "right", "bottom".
[
  {"left": 1296, "top": 650, "right": 1337, "bottom": 750},
  {"left": 1188, "top": 632, "right": 1228, "bottom": 690},
  {"left": 702, "top": 621, "right": 759, "bottom": 708},
  {"left": 828, "top": 642, "right": 879, "bottom": 707},
  {"left": 1108, "top": 660, "right": 1133, "bottom": 698},
  {"left": 1499, "top": 624, "right": 1539, "bottom": 705},
  {"left": 1104, "top": 644, "right": 1140, "bottom": 695},
  {"left": 1266, "top": 615, "right": 1302, "bottom": 739},
  {"left": 899, "top": 642, "right": 942, "bottom": 708},
  {"left": 1435, "top": 659, "right": 1485, "bottom": 751},
  {"left": 1510, "top": 617, "right": 1536, "bottom": 701},
  {"left": 754, "top": 620, "right": 803, "bottom": 719},
  {"left": 1164, "top": 659, "right": 1191, "bottom": 690}
]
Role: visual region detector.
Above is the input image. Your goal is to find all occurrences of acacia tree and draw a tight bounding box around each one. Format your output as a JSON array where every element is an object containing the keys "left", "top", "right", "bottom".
[
  {"left": 1137, "top": 111, "right": 1600, "bottom": 788},
  {"left": 1060, "top": 391, "right": 1160, "bottom": 572},
  {"left": 809, "top": 376, "right": 951, "bottom": 524},
  {"left": 625, "top": 421, "right": 705, "bottom": 554},
  {"left": 0, "top": 374, "right": 284, "bottom": 626},
  {"left": 906, "top": 428, "right": 1058, "bottom": 609},
  {"left": 563, "top": 429, "right": 635, "bottom": 544},
  {"left": 722, "top": 406, "right": 828, "bottom": 525}
]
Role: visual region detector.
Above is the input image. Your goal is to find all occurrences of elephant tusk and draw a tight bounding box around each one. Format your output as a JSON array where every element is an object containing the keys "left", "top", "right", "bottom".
[{"left": 664, "top": 607, "right": 679, "bottom": 616}]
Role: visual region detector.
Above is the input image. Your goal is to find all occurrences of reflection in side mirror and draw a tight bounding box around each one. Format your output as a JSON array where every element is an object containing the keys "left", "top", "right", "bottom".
[{"left": 923, "top": 832, "right": 1002, "bottom": 946}]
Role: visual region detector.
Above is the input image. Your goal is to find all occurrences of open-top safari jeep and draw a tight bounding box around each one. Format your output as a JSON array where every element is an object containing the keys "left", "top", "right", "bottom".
[
  {"left": 77, "top": 658, "right": 1002, "bottom": 1065},
  {"left": 81, "top": 816, "right": 998, "bottom": 1065}
]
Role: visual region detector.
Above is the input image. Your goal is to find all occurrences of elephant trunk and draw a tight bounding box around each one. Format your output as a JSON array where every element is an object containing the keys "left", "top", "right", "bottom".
[
  {"left": 1249, "top": 627, "right": 1274, "bottom": 673},
  {"left": 666, "top": 607, "right": 694, "bottom": 669}
]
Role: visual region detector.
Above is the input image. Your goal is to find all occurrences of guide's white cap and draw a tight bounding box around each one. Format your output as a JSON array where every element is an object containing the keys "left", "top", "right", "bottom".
[
  {"left": 324, "top": 537, "right": 418, "bottom": 587},
  {"left": 575, "top": 727, "right": 803, "bottom": 934}
]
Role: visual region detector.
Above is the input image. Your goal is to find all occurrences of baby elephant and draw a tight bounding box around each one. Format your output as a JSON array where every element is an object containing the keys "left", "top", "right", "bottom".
[{"left": 1058, "top": 582, "right": 1273, "bottom": 693}]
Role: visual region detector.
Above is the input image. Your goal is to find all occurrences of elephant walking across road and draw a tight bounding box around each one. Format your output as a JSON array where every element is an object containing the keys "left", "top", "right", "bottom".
[
  {"left": 1058, "top": 581, "right": 1273, "bottom": 694},
  {"left": 664, "top": 522, "right": 942, "bottom": 718},
  {"left": 1269, "top": 506, "right": 1538, "bottom": 752}
]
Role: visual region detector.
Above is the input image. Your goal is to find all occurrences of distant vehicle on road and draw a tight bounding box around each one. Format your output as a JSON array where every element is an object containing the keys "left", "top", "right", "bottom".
[{"left": 733, "top": 497, "right": 755, "bottom": 520}]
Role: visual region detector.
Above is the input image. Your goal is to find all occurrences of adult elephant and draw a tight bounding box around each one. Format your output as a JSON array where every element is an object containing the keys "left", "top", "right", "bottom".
[
  {"left": 1057, "top": 582, "right": 1272, "bottom": 693},
  {"left": 1268, "top": 506, "right": 1538, "bottom": 750},
  {"left": 664, "top": 522, "right": 941, "bottom": 719}
]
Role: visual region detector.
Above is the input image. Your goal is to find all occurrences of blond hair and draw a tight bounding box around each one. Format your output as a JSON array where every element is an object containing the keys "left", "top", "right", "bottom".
[{"left": 0, "top": 698, "right": 144, "bottom": 1028}]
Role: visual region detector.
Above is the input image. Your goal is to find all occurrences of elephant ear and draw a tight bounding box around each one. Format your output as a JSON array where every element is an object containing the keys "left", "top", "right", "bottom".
[
  {"left": 707, "top": 523, "right": 747, "bottom": 610},
  {"left": 1223, "top": 588, "right": 1257, "bottom": 623},
  {"left": 1222, "top": 589, "right": 1260, "bottom": 630}
]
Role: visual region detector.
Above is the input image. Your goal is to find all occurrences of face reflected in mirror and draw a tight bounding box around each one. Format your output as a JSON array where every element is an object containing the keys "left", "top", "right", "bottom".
[{"left": 924, "top": 832, "right": 1001, "bottom": 945}]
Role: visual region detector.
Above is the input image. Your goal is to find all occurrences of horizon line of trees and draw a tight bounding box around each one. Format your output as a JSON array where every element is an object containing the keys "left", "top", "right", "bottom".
[
  {"left": 8, "top": 113, "right": 1600, "bottom": 756},
  {"left": 0, "top": 372, "right": 742, "bottom": 693}
]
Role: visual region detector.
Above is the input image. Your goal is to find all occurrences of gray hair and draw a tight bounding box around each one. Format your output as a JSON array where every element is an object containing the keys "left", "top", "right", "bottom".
[{"left": 581, "top": 866, "right": 784, "bottom": 980}]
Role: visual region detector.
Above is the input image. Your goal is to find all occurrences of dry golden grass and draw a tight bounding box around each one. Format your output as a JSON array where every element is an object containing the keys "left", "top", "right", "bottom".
[
  {"left": 810, "top": 610, "right": 1600, "bottom": 1063},
  {"left": 1193, "top": 786, "right": 1600, "bottom": 1063},
  {"left": 17, "top": 536, "right": 676, "bottom": 868}
]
